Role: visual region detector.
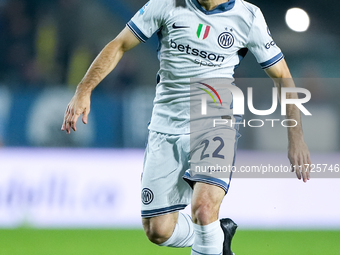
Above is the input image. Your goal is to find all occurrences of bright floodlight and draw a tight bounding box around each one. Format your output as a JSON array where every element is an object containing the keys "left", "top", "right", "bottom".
[{"left": 285, "top": 8, "right": 310, "bottom": 32}]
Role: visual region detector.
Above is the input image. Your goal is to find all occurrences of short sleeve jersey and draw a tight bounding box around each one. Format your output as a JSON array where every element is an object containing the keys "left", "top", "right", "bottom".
[{"left": 127, "top": 0, "right": 283, "bottom": 134}]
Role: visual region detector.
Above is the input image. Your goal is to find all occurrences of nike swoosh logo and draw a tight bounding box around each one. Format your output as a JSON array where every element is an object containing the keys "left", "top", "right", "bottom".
[{"left": 172, "top": 23, "right": 190, "bottom": 29}]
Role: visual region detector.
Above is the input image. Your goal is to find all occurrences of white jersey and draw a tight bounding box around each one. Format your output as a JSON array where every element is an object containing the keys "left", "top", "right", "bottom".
[{"left": 127, "top": 0, "right": 283, "bottom": 134}]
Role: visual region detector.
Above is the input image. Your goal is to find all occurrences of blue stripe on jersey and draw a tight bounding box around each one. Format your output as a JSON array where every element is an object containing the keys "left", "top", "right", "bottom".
[
  {"left": 127, "top": 20, "right": 149, "bottom": 43},
  {"left": 192, "top": 0, "right": 235, "bottom": 15},
  {"left": 141, "top": 204, "right": 187, "bottom": 218},
  {"left": 260, "top": 52, "right": 284, "bottom": 69}
]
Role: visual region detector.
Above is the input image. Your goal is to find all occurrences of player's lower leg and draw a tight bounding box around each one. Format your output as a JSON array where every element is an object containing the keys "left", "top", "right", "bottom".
[
  {"left": 191, "top": 182, "right": 226, "bottom": 255},
  {"left": 159, "top": 212, "right": 194, "bottom": 247},
  {"left": 191, "top": 220, "right": 224, "bottom": 255}
]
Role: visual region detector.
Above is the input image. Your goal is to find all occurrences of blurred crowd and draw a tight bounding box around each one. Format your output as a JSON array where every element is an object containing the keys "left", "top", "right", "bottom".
[
  {"left": 0, "top": 0, "right": 339, "bottom": 150},
  {"left": 0, "top": 0, "right": 138, "bottom": 90}
]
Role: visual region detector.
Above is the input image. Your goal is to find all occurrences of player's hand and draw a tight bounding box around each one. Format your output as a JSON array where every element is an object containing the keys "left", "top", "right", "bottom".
[
  {"left": 61, "top": 93, "right": 91, "bottom": 134},
  {"left": 288, "top": 138, "right": 311, "bottom": 182}
]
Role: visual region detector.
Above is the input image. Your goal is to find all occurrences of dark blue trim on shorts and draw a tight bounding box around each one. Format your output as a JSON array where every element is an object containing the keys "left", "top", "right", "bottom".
[
  {"left": 127, "top": 20, "right": 149, "bottom": 43},
  {"left": 141, "top": 204, "right": 188, "bottom": 218},
  {"left": 260, "top": 52, "right": 284, "bottom": 69},
  {"left": 183, "top": 172, "right": 229, "bottom": 193}
]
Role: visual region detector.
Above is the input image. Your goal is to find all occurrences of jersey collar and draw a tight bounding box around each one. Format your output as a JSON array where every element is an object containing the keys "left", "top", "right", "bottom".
[{"left": 192, "top": 0, "right": 236, "bottom": 15}]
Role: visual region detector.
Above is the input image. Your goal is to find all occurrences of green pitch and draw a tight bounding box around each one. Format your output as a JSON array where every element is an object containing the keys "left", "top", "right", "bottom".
[{"left": 1, "top": 229, "right": 339, "bottom": 255}]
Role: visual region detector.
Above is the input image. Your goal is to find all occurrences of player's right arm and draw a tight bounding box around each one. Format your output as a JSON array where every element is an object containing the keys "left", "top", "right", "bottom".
[
  {"left": 61, "top": 27, "right": 140, "bottom": 134},
  {"left": 265, "top": 59, "right": 311, "bottom": 182}
]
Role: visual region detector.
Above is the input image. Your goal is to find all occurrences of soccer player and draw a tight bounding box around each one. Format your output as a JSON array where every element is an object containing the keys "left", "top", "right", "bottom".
[{"left": 61, "top": 0, "right": 311, "bottom": 254}]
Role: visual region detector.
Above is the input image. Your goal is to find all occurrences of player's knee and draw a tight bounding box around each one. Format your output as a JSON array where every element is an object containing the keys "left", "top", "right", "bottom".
[
  {"left": 143, "top": 219, "right": 173, "bottom": 245},
  {"left": 192, "top": 201, "right": 218, "bottom": 225},
  {"left": 144, "top": 229, "right": 167, "bottom": 245}
]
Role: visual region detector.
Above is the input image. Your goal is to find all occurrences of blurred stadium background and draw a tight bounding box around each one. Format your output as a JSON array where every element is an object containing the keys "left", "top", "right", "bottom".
[{"left": 0, "top": 0, "right": 340, "bottom": 254}]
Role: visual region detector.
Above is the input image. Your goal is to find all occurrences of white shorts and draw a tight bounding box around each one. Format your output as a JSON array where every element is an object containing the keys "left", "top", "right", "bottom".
[{"left": 141, "top": 124, "right": 241, "bottom": 218}]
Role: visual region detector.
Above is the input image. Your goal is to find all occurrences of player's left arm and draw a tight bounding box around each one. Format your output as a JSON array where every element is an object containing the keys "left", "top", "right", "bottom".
[{"left": 265, "top": 59, "right": 311, "bottom": 182}]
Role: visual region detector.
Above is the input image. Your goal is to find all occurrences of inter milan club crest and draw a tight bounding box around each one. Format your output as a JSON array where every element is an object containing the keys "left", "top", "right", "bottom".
[
  {"left": 196, "top": 24, "right": 211, "bottom": 40},
  {"left": 218, "top": 32, "right": 234, "bottom": 49},
  {"left": 141, "top": 188, "right": 154, "bottom": 205}
]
